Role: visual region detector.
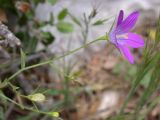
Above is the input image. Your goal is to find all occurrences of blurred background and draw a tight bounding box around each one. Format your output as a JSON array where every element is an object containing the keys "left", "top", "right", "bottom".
[{"left": 0, "top": 0, "right": 160, "bottom": 120}]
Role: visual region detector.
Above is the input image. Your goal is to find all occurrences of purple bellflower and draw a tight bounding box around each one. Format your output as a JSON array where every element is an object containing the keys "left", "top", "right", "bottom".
[{"left": 109, "top": 10, "right": 144, "bottom": 64}]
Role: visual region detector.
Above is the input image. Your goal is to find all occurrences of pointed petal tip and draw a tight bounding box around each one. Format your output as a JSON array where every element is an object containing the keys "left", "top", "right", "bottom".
[
  {"left": 127, "top": 54, "right": 134, "bottom": 64},
  {"left": 117, "top": 10, "right": 124, "bottom": 27},
  {"left": 130, "top": 11, "right": 140, "bottom": 22},
  {"left": 132, "top": 11, "right": 140, "bottom": 17},
  {"left": 119, "top": 10, "right": 124, "bottom": 14},
  {"left": 129, "top": 59, "right": 134, "bottom": 64},
  {"left": 117, "top": 45, "right": 134, "bottom": 64},
  {"left": 116, "top": 10, "right": 140, "bottom": 34}
]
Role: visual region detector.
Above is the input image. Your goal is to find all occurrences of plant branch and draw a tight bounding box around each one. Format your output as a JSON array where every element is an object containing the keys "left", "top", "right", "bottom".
[{"left": 7, "top": 37, "right": 106, "bottom": 82}]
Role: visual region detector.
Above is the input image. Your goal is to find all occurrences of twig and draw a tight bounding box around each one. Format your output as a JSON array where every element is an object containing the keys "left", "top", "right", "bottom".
[{"left": 0, "top": 22, "right": 21, "bottom": 47}]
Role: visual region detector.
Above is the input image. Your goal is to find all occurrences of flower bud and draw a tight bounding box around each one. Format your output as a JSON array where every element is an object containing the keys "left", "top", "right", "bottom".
[
  {"left": 27, "top": 93, "right": 45, "bottom": 102},
  {"left": 48, "top": 112, "right": 59, "bottom": 117}
]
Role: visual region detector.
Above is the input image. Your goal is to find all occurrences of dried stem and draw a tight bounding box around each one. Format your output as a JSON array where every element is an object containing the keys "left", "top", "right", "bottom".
[{"left": 0, "top": 22, "right": 21, "bottom": 47}]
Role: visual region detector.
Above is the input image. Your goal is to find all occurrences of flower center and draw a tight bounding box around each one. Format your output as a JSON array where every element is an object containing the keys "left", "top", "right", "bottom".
[{"left": 116, "top": 34, "right": 128, "bottom": 39}]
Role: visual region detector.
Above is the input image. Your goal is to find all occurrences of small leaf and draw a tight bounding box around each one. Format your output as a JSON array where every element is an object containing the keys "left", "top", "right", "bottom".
[
  {"left": 72, "top": 71, "right": 82, "bottom": 79},
  {"left": 68, "top": 13, "right": 81, "bottom": 26},
  {"left": 47, "top": 0, "right": 57, "bottom": 5},
  {"left": 66, "top": 71, "right": 82, "bottom": 81},
  {"left": 58, "top": 8, "right": 68, "bottom": 20},
  {"left": 42, "top": 32, "right": 55, "bottom": 46},
  {"left": 92, "top": 18, "right": 109, "bottom": 26},
  {"left": 88, "top": 8, "right": 97, "bottom": 19},
  {"left": 57, "top": 22, "right": 74, "bottom": 33}
]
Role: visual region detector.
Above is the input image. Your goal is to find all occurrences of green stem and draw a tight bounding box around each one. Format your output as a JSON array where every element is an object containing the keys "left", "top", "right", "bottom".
[
  {"left": 0, "top": 92, "right": 50, "bottom": 115},
  {"left": 7, "top": 38, "right": 106, "bottom": 82},
  {"left": 0, "top": 92, "right": 24, "bottom": 109}
]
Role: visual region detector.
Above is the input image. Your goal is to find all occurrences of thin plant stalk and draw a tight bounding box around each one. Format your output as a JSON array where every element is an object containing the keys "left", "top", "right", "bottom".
[{"left": 7, "top": 37, "right": 107, "bottom": 82}]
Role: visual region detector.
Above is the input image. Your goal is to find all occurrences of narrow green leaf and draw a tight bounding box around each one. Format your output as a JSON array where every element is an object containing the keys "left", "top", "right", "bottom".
[
  {"left": 20, "top": 49, "right": 26, "bottom": 69},
  {"left": 92, "top": 18, "right": 109, "bottom": 26},
  {"left": 155, "top": 18, "right": 160, "bottom": 42},
  {"left": 68, "top": 13, "right": 81, "bottom": 27},
  {"left": 58, "top": 8, "right": 68, "bottom": 20},
  {"left": 27, "top": 37, "right": 38, "bottom": 53},
  {"left": 141, "top": 96, "right": 160, "bottom": 120},
  {"left": 120, "top": 53, "right": 160, "bottom": 114},
  {"left": 45, "top": 89, "right": 64, "bottom": 96},
  {"left": 57, "top": 22, "right": 74, "bottom": 33},
  {"left": 140, "top": 72, "right": 151, "bottom": 88},
  {"left": 49, "top": 13, "right": 54, "bottom": 25},
  {"left": 135, "top": 57, "right": 160, "bottom": 113}
]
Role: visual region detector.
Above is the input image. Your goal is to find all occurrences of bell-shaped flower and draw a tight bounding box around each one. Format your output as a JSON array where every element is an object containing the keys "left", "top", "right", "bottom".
[{"left": 109, "top": 10, "right": 144, "bottom": 64}]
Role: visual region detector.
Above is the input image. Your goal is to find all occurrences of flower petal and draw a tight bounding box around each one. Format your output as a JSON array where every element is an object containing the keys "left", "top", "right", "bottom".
[
  {"left": 117, "top": 10, "right": 124, "bottom": 27},
  {"left": 116, "top": 11, "right": 139, "bottom": 34},
  {"left": 117, "top": 33, "right": 144, "bottom": 48},
  {"left": 117, "top": 45, "right": 134, "bottom": 64},
  {"left": 126, "top": 33, "right": 144, "bottom": 48}
]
